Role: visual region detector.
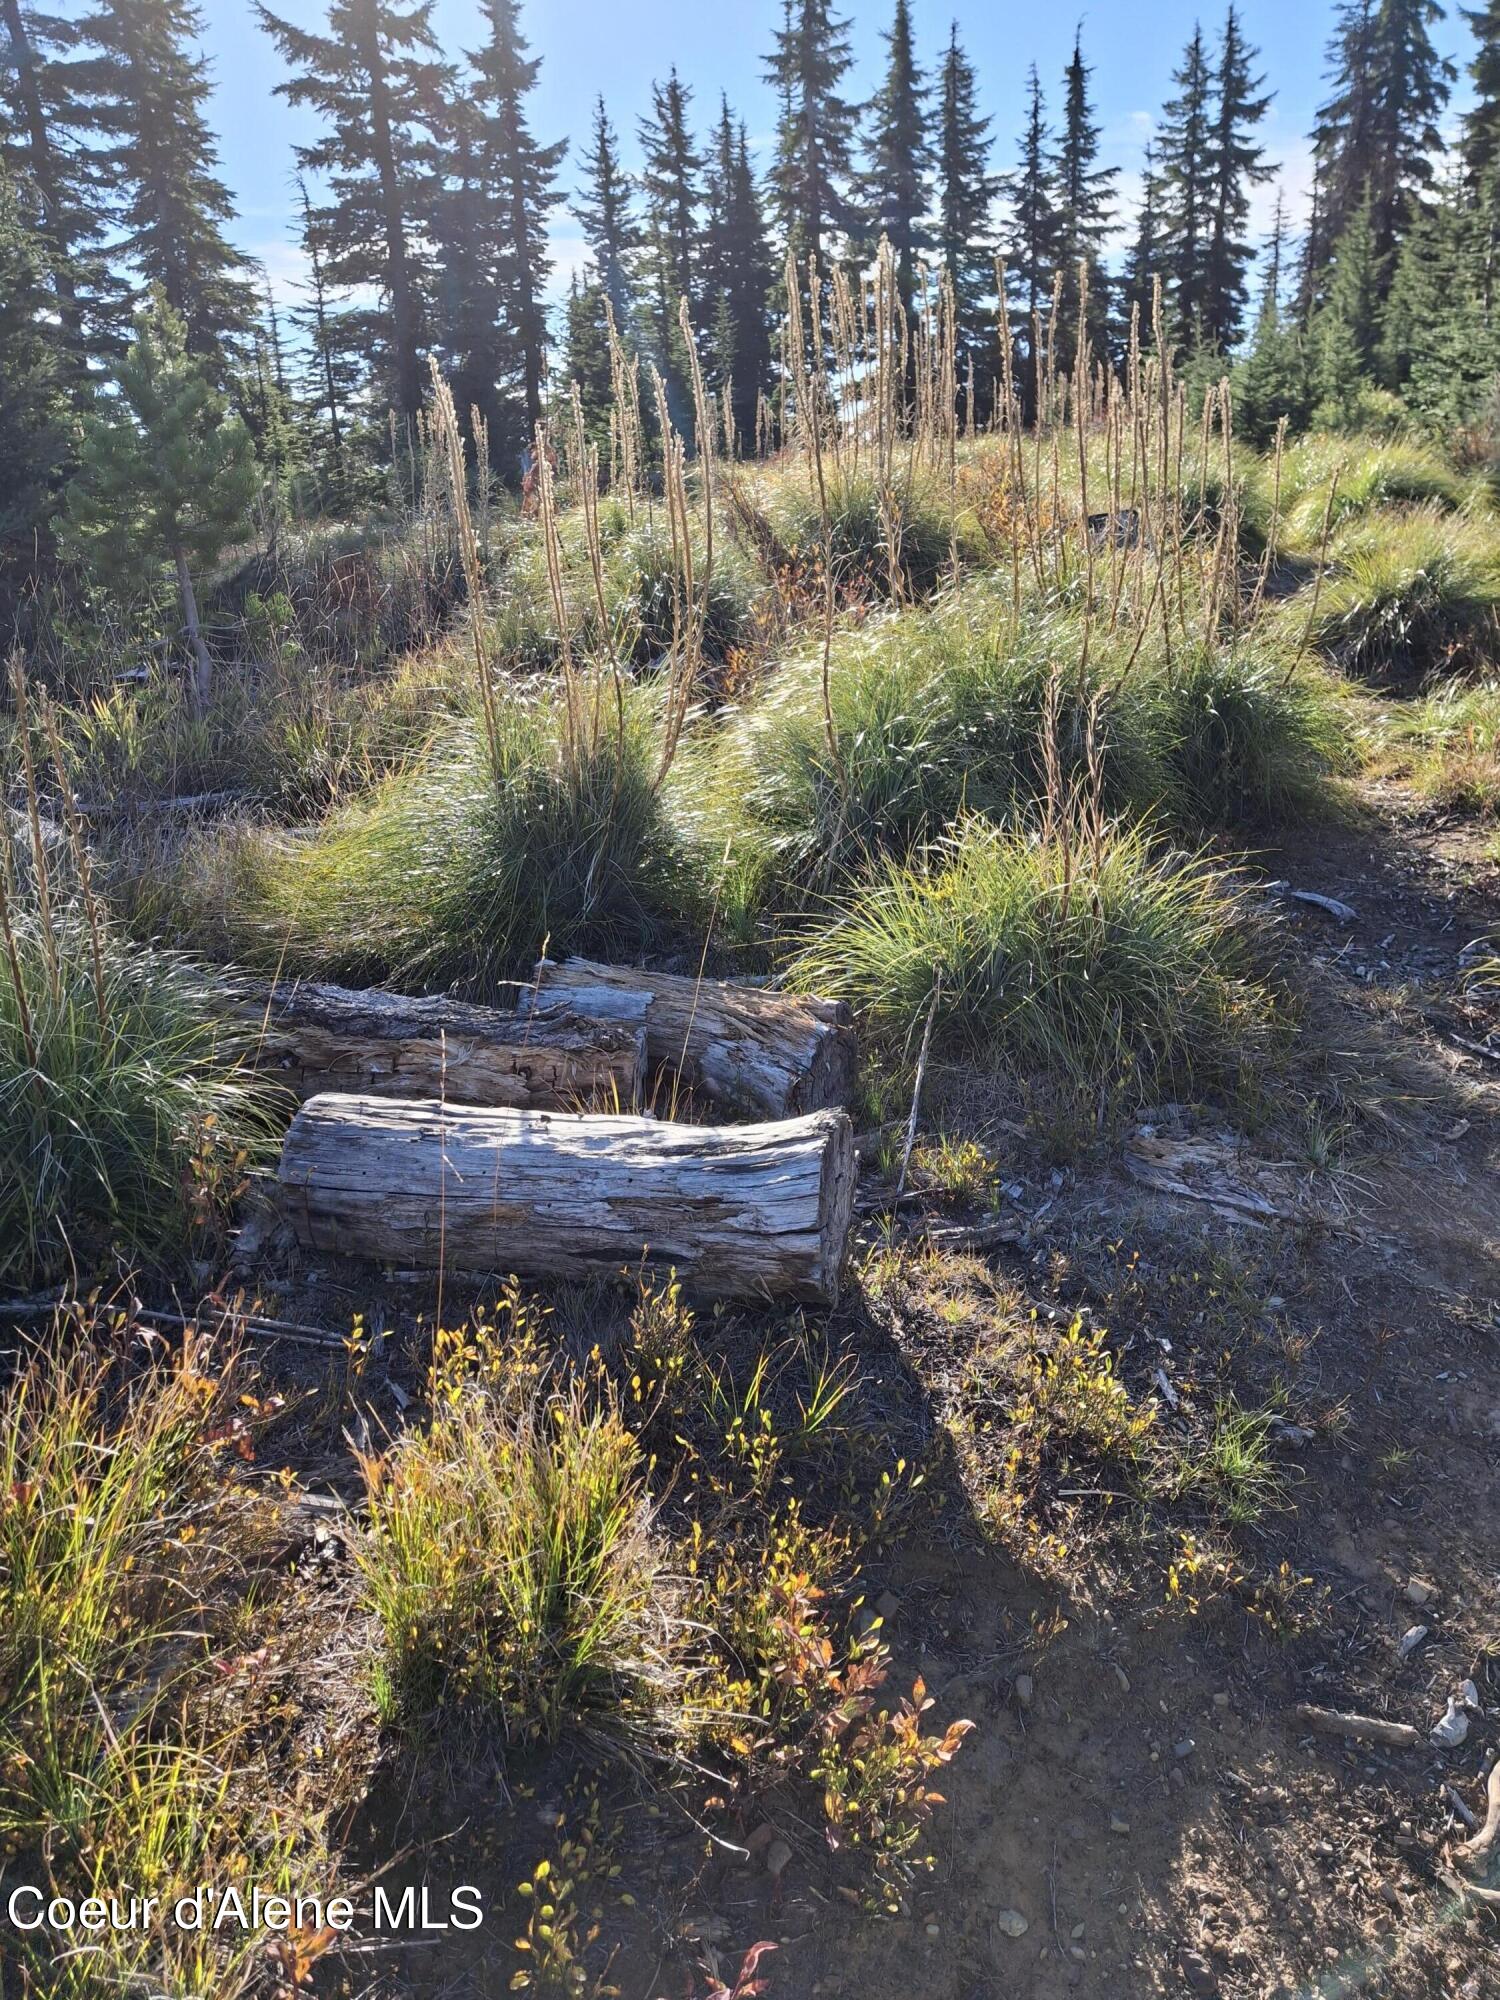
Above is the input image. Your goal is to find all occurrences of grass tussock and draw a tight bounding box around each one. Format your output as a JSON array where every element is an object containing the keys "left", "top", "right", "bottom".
[
  {"left": 755, "top": 466, "right": 968, "bottom": 604},
  {"left": 1368, "top": 678, "right": 1500, "bottom": 814},
  {"left": 1307, "top": 506, "right": 1500, "bottom": 680},
  {"left": 357, "top": 1337, "right": 671, "bottom": 1742},
  {"left": 793, "top": 814, "right": 1275, "bottom": 1101},
  {"left": 233, "top": 691, "right": 689, "bottom": 996}
]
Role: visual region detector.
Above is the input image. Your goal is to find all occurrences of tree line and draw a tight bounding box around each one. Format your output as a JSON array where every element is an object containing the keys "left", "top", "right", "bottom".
[{"left": 3, "top": 0, "right": 1500, "bottom": 594}]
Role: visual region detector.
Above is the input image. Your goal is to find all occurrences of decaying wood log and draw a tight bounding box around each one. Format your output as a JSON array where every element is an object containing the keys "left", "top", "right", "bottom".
[
  {"left": 277, "top": 1094, "right": 857, "bottom": 1305},
  {"left": 1293, "top": 1704, "right": 1423, "bottom": 1750},
  {"left": 521, "top": 957, "right": 856, "bottom": 1117},
  {"left": 243, "top": 980, "right": 644, "bottom": 1110}
]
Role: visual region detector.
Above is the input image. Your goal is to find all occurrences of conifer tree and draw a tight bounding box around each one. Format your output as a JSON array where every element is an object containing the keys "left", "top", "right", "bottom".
[
  {"left": 575, "top": 96, "right": 635, "bottom": 328},
  {"left": 291, "top": 174, "right": 359, "bottom": 506},
  {"left": 1157, "top": 24, "right": 1215, "bottom": 341},
  {"left": 636, "top": 67, "right": 701, "bottom": 412},
  {"left": 763, "top": 0, "right": 862, "bottom": 267},
  {"left": 0, "top": 161, "right": 69, "bottom": 621},
  {"left": 863, "top": 0, "right": 930, "bottom": 312},
  {"left": 701, "top": 101, "right": 773, "bottom": 442},
  {"left": 1003, "top": 65, "right": 1060, "bottom": 413},
  {"left": 1307, "top": 0, "right": 1378, "bottom": 280},
  {"left": 466, "top": 0, "right": 564, "bottom": 437},
  {"left": 936, "top": 22, "right": 999, "bottom": 386},
  {"left": 1201, "top": 5, "right": 1273, "bottom": 351},
  {"left": 66, "top": 293, "right": 257, "bottom": 709},
  {"left": 1232, "top": 199, "right": 1311, "bottom": 442},
  {"left": 1381, "top": 171, "right": 1499, "bottom": 418},
  {"left": 75, "top": 0, "right": 255, "bottom": 365},
  {"left": 1465, "top": 0, "right": 1500, "bottom": 188},
  {"left": 1122, "top": 139, "right": 1165, "bottom": 339},
  {"left": 562, "top": 271, "right": 613, "bottom": 440},
  {"left": 1307, "top": 192, "right": 1380, "bottom": 421},
  {"left": 258, "top": 0, "right": 446, "bottom": 420},
  {"left": 1053, "top": 29, "right": 1115, "bottom": 355}
]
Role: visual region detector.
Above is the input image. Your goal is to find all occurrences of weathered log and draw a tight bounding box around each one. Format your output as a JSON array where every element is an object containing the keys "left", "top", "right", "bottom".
[
  {"left": 243, "top": 980, "right": 644, "bottom": 1110},
  {"left": 277, "top": 1095, "right": 856, "bottom": 1305},
  {"left": 521, "top": 957, "right": 856, "bottom": 1118}
]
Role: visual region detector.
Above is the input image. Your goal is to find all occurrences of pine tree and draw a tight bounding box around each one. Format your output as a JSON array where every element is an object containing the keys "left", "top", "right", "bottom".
[
  {"left": 936, "top": 23, "right": 999, "bottom": 388},
  {"left": 1307, "top": 0, "right": 1378, "bottom": 281},
  {"left": 258, "top": 0, "right": 446, "bottom": 420},
  {"left": 1381, "top": 169, "right": 1499, "bottom": 418},
  {"left": 701, "top": 102, "right": 773, "bottom": 443},
  {"left": 1232, "top": 199, "right": 1312, "bottom": 442},
  {"left": 1201, "top": 5, "right": 1274, "bottom": 351},
  {"left": 66, "top": 293, "right": 257, "bottom": 709},
  {"left": 0, "top": 0, "right": 116, "bottom": 371},
  {"left": 466, "top": 0, "right": 564, "bottom": 438},
  {"left": 1308, "top": 192, "right": 1380, "bottom": 421},
  {"left": 1466, "top": 0, "right": 1500, "bottom": 188},
  {"left": 291, "top": 173, "right": 360, "bottom": 506},
  {"left": 562, "top": 271, "right": 613, "bottom": 440},
  {"left": 1003, "top": 65, "right": 1060, "bottom": 413},
  {"left": 636, "top": 67, "right": 701, "bottom": 410},
  {"left": 1157, "top": 25, "right": 1215, "bottom": 341},
  {"left": 73, "top": 0, "right": 255, "bottom": 365},
  {"left": 763, "top": 0, "right": 862, "bottom": 267},
  {"left": 1122, "top": 139, "right": 1165, "bottom": 340},
  {"left": 0, "top": 160, "right": 69, "bottom": 622},
  {"left": 862, "top": 0, "right": 930, "bottom": 312},
  {"left": 1053, "top": 28, "right": 1115, "bottom": 356},
  {"left": 430, "top": 91, "right": 506, "bottom": 443},
  {"left": 575, "top": 96, "right": 635, "bottom": 328}
]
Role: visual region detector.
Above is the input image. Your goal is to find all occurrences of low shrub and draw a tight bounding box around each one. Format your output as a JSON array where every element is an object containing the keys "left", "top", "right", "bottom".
[{"left": 793, "top": 815, "right": 1274, "bottom": 1100}]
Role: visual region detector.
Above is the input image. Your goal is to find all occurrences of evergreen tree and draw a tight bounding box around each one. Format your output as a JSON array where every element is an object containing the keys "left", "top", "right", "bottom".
[
  {"left": 1308, "top": 192, "right": 1380, "bottom": 421},
  {"left": 1157, "top": 24, "right": 1215, "bottom": 341},
  {"left": 1053, "top": 28, "right": 1115, "bottom": 355},
  {"left": 430, "top": 91, "right": 506, "bottom": 442},
  {"left": 562, "top": 271, "right": 613, "bottom": 441},
  {"left": 936, "top": 22, "right": 999, "bottom": 388},
  {"left": 1382, "top": 170, "right": 1500, "bottom": 418},
  {"left": 258, "top": 0, "right": 446, "bottom": 420},
  {"left": 1307, "top": 0, "right": 1378, "bottom": 280},
  {"left": 0, "top": 161, "right": 69, "bottom": 624},
  {"left": 66, "top": 293, "right": 257, "bottom": 709},
  {"left": 291, "top": 173, "right": 360, "bottom": 506},
  {"left": 1232, "top": 201, "right": 1312, "bottom": 442},
  {"left": 1465, "top": 0, "right": 1500, "bottom": 189},
  {"left": 0, "top": 0, "right": 114, "bottom": 370},
  {"left": 1122, "top": 139, "right": 1165, "bottom": 340},
  {"left": 862, "top": 0, "right": 931, "bottom": 312},
  {"left": 763, "top": 0, "right": 862, "bottom": 267},
  {"left": 636, "top": 67, "right": 701, "bottom": 411},
  {"left": 74, "top": 0, "right": 255, "bottom": 365},
  {"left": 466, "top": 0, "right": 564, "bottom": 437},
  {"left": 701, "top": 102, "right": 774, "bottom": 443},
  {"left": 575, "top": 96, "right": 635, "bottom": 328},
  {"left": 1002, "top": 64, "right": 1060, "bottom": 413},
  {"left": 1201, "top": 5, "right": 1273, "bottom": 352}
]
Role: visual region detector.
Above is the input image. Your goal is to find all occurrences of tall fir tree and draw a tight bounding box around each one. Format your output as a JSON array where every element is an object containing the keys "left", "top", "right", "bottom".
[
  {"left": 936, "top": 22, "right": 999, "bottom": 390},
  {"left": 1381, "top": 169, "right": 1499, "bottom": 417},
  {"left": 575, "top": 96, "right": 635, "bottom": 328},
  {"left": 1003, "top": 65, "right": 1060, "bottom": 414},
  {"left": 1053, "top": 29, "right": 1115, "bottom": 357},
  {"left": 1201, "top": 5, "right": 1274, "bottom": 351},
  {"left": 74, "top": 0, "right": 255, "bottom": 366},
  {"left": 862, "top": 0, "right": 931, "bottom": 313},
  {"left": 763, "top": 0, "right": 862, "bottom": 268},
  {"left": 464, "top": 0, "right": 564, "bottom": 440},
  {"left": 1157, "top": 24, "right": 1215, "bottom": 342},
  {"left": 1122, "top": 138, "right": 1165, "bottom": 341},
  {"left": 258, "top": 0, "right": 446, "bottom": 420},
  {"left": 1465, "top": 0, "right": 1500, "bottom": 189},
  {"left": 1308, "top": 189, "right": 1380, "bottom": 419},
  {"left": 291, "top": 174, "right": 360, "bottom": 505},
  {"left": 701, "top": 101, "right": 774, "bottom": 444},
  {"left": 562, "top": 271, "right": 613, "bottom": 441},
  {"left": 636, "top": 67, "right": 701, "bottom": 412},
  {"left": 1307, "top": 0, "right": 1378, "bottom": 281},
  {"left": 0, "top": 159, "right": 69, "bottom": 622}
]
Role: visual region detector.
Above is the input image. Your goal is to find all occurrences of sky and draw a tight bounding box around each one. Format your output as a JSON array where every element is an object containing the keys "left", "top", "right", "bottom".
[{"left": 203, "top": 0, "right": 1482, "bottom": 312}]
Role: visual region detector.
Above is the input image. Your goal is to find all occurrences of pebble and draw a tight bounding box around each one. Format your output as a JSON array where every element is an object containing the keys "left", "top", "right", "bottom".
[
  {"left": 1212, "top": 1691, "right": 1231, "bottom": 1710},
  {"left": 1180, "top": 1948, "right": 1217, "bottom": 1995},
  {"left": 765, "top": 1839, "right": 793, "bottom": 1879},
  {"left": 1014, "top": 1671, "right": 1035, "bottom": 1706},
  {"left": 924, "top": 1921, "right": 940, "bottom": 1938},
  {"left": 996, "top": 1908, "right": 1030, "bottom": 1938},
  {"left": 1174, "top": 1737, "right": 1196, "bottom": 1758},
  {"left": 1399, "top": 1625, "right": 1429, "bottom": 1658},
  {"left": 1406, "top": 1577, "right": 1438, "bottom": 1607},
  {"left": 1110, "top": 1814, "right": 1131, "bottom": 1835}
]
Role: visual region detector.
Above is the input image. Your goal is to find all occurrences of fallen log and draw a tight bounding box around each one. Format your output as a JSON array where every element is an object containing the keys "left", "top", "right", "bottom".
[
  {"left": 1293, "top": 1704, "right": 1423, "bottom": 1750},
  {"left": 521, "top": 957, "right": 856, "bottom": 1118},
  {"left": 243, "top": 980, "right": 644, "bottom": 1110},
  {"left": 277, "top": 1095, "right": 857, "bottom": 1306}
]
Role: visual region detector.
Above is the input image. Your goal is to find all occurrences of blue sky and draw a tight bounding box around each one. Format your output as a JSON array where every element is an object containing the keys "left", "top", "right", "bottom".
[{"left": 204, "top": 0, "right": 1480, "bottom": 307}]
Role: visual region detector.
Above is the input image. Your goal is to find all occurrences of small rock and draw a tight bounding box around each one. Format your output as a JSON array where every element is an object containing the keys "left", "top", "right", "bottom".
[
  {"left": 1110, "top": 1814, "right": 1131, "bottom": 1835},
  {"left": 1174, "top": 1737, "right": 1196, "bottom": 1758},
  {"left": 924, "top": 1921, "right": 940, "bottom": 1938},
  {"left": 1014, "top": 1672, "right": 1035, "bottom": 1707},
  {"left": 996, "top": 1909, "right": 1030, "bottom": 1938},
  {"left": 1180, "top": 1947, "right": 1217, "bottom": 1995},
  {"left": 1406, "top": 1577, "right": 1438, "bottom": 1607},
  {"left": 1431, "top": 1698, "right": 1469, "bottom": 1749},
  {"left": 1114, "top": 1664, "right": 1131, "bottom": 1693},
  {"left": 875, "top": 1589, "right": 900, "bottom": 1619},
  {"left": 1071, "top": 1922, "right": 1086, "bottom": 1940},
  {"left": 1212, "top": 1691, "right": 1230, "bottom": 1710},
  {"left": 1399, "top": 1625, "right": 1429, "bottom": 1658},
  {"left": 765, "top": 1839, "right": 793, "bottom": 1879}
]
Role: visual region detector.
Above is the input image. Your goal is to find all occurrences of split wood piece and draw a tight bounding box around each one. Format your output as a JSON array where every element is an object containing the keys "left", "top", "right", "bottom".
[
  {"left": 1459, "top": 1761, "right": 1500, "bottom": 1871},
  {"left": 277, "top": 1095, "right": 857, "bottom": 1306},
  {"left": 1294, "top": 1703, "right": 1423, "bottom": 1750},
  {"left": 522, "top": 957, "right": 856, "bottom": 1118},
  {"left": 243, "top": 980, "right": 645, "bottom": 1110}
]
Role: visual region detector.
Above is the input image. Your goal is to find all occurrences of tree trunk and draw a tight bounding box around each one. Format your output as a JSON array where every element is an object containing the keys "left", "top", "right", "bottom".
[
  {"left": 243, "top": 979, "right": 644, "bottom": 1109},
  {"left": 277, "top": 1096, "right": 857, "bottom": 1305},
  {"left": 175, "top": 548, "right": 213, "bottom": 713},
  {"left": 521, "top": 957, "right": 856, "bottom": 1118}
]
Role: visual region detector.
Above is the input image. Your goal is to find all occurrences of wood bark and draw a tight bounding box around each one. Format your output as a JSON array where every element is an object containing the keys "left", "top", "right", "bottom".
[
  {"left": 277, "top": 1095, "right": 857, "bottom": 1305},
  {"left": 521, "top": 957, "right": 856, "bottom": 1118},
  {"left": 242, "top": 980, "right": 644, "bottom": 1110}
]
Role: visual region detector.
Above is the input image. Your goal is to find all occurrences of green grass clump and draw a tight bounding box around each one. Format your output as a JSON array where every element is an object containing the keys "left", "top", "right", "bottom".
[
  {"left": 1154, "top": 644, "right": 1348, "bottom": 826},
  {"left": 602, "top": 522, "right": 756, "bottom": 663},
  {"left": 758, "top": 466, "right": 966, "bottom": 602},
  {"left": 358, "top": 1373, "right": 670, "bottom": 1740},
  {"left": 1308, "top": 506, "right": 1500, "bottom": 679},
  {"left": 1276, "top": 433, "right": 1470, "bottom": 551},
  {"left": 793, "top": 815, "right": 1273, "bottom": 1100},
  {"left": 1369, "top": 678, "right": 1500, "bottom": 815},
  {"left": 0, "top": 887, "right": 271, "bottom": 1288},
  {"left": 239, "top": 692, "right": 689, "bottom": 997}
]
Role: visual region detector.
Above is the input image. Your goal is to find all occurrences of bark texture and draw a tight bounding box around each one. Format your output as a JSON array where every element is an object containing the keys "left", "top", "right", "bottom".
[
  {"left": 522, "top": 957, "right": 856, "bottom": 1117},
  {"left": 277, "top": 1095, "right": 856, "bottom": 1304},
  {"left": 243, "top": 980, "right": 644, "bottom": 1110}
]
